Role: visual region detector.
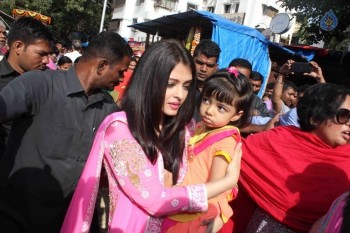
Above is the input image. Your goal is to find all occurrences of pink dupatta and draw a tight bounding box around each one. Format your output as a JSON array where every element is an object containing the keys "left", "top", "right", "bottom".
[
  {"left": 316, "top": 191, "right": 349, "bottom": 233},
  {"left": 61, "top": 112, "right": 126, "bottom": 233}
]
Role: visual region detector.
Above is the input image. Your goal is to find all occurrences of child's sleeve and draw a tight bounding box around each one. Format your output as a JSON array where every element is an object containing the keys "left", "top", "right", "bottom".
[{"left": 210, "top": 137, "right": 239, "bottom": 222}]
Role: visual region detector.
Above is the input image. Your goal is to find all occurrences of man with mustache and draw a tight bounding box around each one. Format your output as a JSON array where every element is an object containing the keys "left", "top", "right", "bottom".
[
  {"left": 0, "top": 31, "right": 132, "bottom": 233},
  {"left": 0, "top": 16, "right": 53, "bottom": 160}
]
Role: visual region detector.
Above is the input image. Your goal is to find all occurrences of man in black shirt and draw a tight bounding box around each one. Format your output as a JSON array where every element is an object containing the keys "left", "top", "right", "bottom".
[
  {"left": 0, "top": 31, "right": 132, "bottom": 232},
  {"left": 0, "top": 17, "right": 53, "bottom": 159}
]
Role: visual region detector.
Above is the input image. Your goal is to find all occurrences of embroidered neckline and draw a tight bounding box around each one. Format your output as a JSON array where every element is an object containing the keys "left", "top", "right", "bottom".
[
  {"left": 188, "top": 123, "right": 238, "bottom": 146},
  {"left": 187, "top": 123, "right": 238, "bottom": 161}
]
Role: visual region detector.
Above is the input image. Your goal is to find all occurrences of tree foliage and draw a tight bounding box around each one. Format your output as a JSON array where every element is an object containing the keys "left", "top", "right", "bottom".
[
  {"left": 277, "top": 0, "right": 350, "bottom": 49},
  {"left": 0, "top": 0, "right": 112, "bottom": 41}
]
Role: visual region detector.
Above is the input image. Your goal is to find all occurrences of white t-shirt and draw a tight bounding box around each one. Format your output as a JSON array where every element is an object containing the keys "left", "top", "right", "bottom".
[{"left": 64, "top": 50, "right": 81, "bottom": 63}]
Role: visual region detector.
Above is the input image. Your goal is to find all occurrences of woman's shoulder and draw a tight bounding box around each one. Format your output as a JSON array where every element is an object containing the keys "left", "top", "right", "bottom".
[
  {"left": 102, "top": 111, "right": 128, "bottom": 126},
  {"left": 98, "top": 111, "right": 132, "bottom": 139}
]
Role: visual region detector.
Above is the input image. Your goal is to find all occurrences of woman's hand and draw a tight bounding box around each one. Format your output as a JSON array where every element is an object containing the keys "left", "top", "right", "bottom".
[{"left": 201, "top": 216, "right": 224, "bottom": 233}]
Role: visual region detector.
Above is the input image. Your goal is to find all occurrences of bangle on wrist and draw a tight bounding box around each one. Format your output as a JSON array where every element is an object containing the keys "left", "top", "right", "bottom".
[{"left": 276, "top": 77, "right": 284, "bottom": 84}]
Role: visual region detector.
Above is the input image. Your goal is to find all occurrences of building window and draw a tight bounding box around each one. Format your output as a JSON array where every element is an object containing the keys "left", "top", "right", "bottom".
[
  {"left": 187, "top": 3, "right": 197, "bottom": 11},
  {"left": 109, "top": 18, "right": 121, "bottom": 31},
  {"left": 208, "top": 6, "right": 215, "bottom": 13},
  {"left": 111, "top": 0, "right": 126, "bottom": 8},
  {"left": 136, "top": 0, "right": 145, "bottom": 5},
  {"left": 131, "top": 18, "right": 137, "bottom": 31},
  {"left": 224, "top": 4, "right": 231, "bottom": 13},
  {"left": 262, "top": 4, "right": 278, "bottom": 17},
  {"left": 154, "top": 0, "right": 178, "bottom": 10},
  {"left": 234, "top": 3, "right": 239, "bottom": 13}
]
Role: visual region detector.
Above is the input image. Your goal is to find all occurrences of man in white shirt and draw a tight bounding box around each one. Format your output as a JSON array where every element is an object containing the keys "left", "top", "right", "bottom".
[{"left": 65, "top": 39, "right": 82, "bottom": 63}]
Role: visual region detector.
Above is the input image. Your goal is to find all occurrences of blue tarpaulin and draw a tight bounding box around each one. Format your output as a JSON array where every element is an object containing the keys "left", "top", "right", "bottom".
[
  {"left": 129, "top": 10, "right": 288, "bottom": 96},
  {"left": 197, "top": 11, "right": 271, "bottom": 96}
]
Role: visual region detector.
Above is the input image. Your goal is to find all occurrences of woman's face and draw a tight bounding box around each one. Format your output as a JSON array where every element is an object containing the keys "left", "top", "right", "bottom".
[
  {"left": 312, "top": 95, "right": 350, "bottom": 147},
  {"left": 162, "top": 62, "right": 192, "bottom": 117},
  {"left": 128, "top": 60, "right": 137, "bottom": 71}
]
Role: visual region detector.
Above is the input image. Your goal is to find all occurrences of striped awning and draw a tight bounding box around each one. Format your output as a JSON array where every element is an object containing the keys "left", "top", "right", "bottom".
[{"left": 12, "top": 9, "right": 51, "bottom": 25}]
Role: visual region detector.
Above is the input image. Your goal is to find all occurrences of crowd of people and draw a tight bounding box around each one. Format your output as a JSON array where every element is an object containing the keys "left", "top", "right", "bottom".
[{"left": 0, "top": 16, "right": 349, "bottom": 233}]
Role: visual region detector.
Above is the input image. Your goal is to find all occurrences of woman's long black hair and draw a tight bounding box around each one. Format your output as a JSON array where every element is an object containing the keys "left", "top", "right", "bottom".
[{"left": 121, "top": 39, "right": 196, "bottom": 184}]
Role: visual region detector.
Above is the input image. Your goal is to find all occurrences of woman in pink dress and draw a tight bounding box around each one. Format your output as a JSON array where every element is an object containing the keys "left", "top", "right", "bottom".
[{"left": 61, "top": 39, "right": 242, "bottom": 233}]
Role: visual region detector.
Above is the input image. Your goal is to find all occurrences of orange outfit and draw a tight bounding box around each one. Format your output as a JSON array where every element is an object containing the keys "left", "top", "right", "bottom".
[{"left": 163, "top": 123, "right": 240, "bottom": 233}]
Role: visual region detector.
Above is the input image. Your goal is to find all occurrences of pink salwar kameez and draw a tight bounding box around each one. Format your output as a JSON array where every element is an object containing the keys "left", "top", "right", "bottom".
[{"left": 61, "top": 112, "right": 208, "bottom": 233}]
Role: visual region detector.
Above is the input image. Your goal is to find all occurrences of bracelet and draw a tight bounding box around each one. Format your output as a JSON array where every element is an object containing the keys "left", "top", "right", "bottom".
[{"left": 276, "top": 76, "right": 284, "bottom": 84}]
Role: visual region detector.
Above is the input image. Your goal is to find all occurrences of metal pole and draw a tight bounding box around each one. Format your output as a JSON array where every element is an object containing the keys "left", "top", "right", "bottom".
[{"left": 99, "top": 0, "right": 108, "bottom": 33}]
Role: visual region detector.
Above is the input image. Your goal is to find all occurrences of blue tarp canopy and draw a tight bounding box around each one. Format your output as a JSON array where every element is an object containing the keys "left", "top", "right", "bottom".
[
  {"left": 129, "top": 10, "right": 276, "bottom": 96},
  {"left": 199, "top": 11, "right": 270, "bottom": 96},
  {"left": 268, "top": 41, "right": 308, "bottom": 62}
]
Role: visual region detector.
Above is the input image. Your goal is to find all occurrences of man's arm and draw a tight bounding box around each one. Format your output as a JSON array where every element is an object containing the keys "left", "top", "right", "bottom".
[
  {"left": 271, "top": 60, "right": 292, "bottom": 114},
  {"left": 240, "top": 114, "right": 280, "bottom": 135},
  {"left": 0, "top": 71, "right": 49, "bottom": 123},
  {"left": 271, "top": 73, "right": 285, "bottom": 114}
]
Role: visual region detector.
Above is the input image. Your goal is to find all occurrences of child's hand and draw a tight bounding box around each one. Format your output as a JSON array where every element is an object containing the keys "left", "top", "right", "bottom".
[
  {"left": 225, "top": 142, "right": 242, "bottom": 184},
  {"left": 201, "top": 216, "right": 224, "bottom": 233}
]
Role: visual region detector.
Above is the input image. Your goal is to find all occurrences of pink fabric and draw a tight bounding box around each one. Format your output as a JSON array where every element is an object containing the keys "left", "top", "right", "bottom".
[
  {"left": 263, "top": 99, "right": 272, "bottom": 111},
  {"left": 192, "top": 128, "right": 241, "bottom": 155},
  {"left": 61, "top": 111, "right": 208, "bottom": 233},
  {"left": 317, "top": 191, "right": 349, "bottom": 233},
  {"left": 0, "top": 47, "right": 7, "bottom": 55},
  {"left": 46, "top": 58, "right": 57, "bottom": 70}
]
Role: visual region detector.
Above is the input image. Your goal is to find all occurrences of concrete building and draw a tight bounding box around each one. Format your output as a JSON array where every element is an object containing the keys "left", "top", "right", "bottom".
[
  {"left": 108, "top": 0, "right": 299, "bottom": 45},
  {"left": 108, "top": 0, "right": 203, "bottom": 42}
]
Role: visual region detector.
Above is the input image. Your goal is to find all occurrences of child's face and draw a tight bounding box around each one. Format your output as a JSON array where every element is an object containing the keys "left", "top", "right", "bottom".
[
  {"left": 58, "top": 62, "right": 72, "bottom": 71},
  {"left": 199, "top": 95, "right": 243, "bottom": 128}
]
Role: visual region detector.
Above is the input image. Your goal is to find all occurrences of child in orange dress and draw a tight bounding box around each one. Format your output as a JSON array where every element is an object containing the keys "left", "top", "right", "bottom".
[{"left": 162, "top": 67, "right": 254, "bottom": 233}]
